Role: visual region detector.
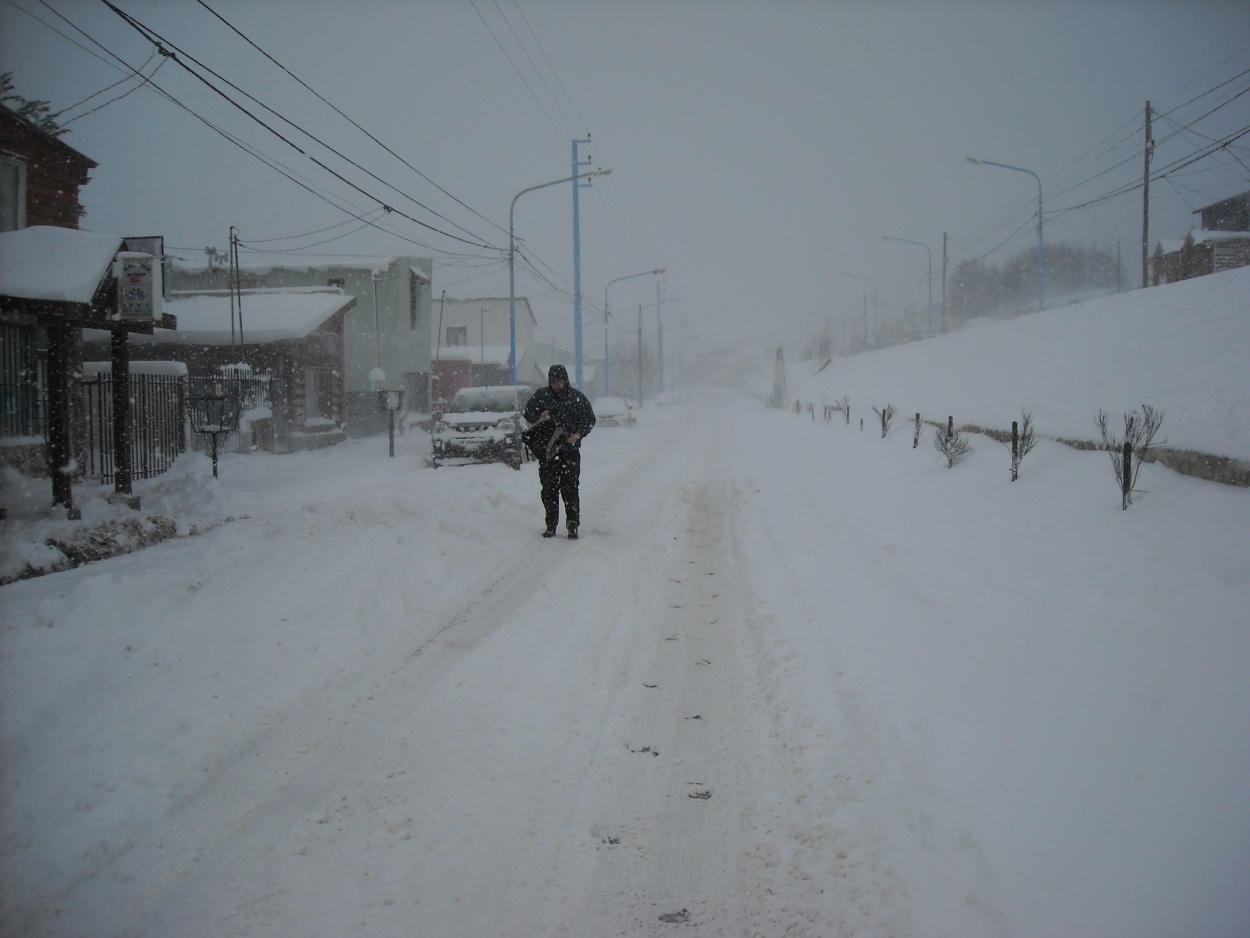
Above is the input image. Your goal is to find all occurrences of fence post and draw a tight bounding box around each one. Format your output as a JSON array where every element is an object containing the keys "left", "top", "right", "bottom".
[{"left": 913, "top": 413, "right": 921, "bottom": 448}]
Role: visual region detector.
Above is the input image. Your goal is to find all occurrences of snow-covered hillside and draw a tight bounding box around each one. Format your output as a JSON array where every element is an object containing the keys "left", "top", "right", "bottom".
[{"left": 789, "top": 266, "right": 1250, "bottom": 460}]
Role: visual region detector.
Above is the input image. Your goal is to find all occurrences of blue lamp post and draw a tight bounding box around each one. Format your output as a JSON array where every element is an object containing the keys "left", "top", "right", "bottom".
[
  {"left": 967, "top": 156, "right": 1045, "bottom": 312},
  {"left": 509, "top": 168, "right": 611, "bottom": 385}
]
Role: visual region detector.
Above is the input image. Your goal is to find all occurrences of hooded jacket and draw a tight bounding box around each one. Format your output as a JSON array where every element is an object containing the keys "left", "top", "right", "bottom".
[{"left": 523, "top": 365, "right": 596, "bottom": 442}]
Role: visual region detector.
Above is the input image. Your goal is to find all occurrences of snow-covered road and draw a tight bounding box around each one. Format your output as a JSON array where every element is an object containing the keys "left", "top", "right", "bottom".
[{"left": 3, "top": 388, "right": 1248, "bottom": 937}]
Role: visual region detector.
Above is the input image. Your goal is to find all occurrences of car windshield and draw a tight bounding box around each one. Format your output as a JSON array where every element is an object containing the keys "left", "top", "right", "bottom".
[{"left": 448, "top": 388, "right": 520, "bottom": 414}]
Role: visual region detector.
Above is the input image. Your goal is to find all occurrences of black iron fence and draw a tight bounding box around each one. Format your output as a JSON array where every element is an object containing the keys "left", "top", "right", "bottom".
[
  {"left": 81, "top": 371, "right": 271, "bottom": 484},
  {"left": 82, "top": 371, "right": 187, "bottom": 484},
  {"left": 186, "top": 373, "right": 270, "bottom": 457},
  {"left": 0, "top": 324, "right": 46, "bottom": 439}
]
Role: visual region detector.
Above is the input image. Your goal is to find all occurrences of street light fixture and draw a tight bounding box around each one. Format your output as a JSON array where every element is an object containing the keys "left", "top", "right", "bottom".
[
  {"left": 882, "top": 235, "right": 933, "bottom": 335},
  {"left": 966, "top": 156, "right": 1045, "bottom": 312},
  {"left": 604, "top": 268, "right": 665, "bottom": 394},
  {"left": 509, "top": 167, "right": 612, "bottom": 385}
]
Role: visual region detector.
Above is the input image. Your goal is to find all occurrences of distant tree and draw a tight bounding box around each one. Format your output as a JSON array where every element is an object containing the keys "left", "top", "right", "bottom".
[
  {"left": 948, "top": 241, "right": 1120, "bottom": 323},
  {"left": 1, "top": 71, "right": 68, "bottom": 136}
]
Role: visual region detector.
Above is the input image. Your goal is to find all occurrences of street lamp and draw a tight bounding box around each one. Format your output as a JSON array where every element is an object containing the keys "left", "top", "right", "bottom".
[
  {"left": 604, "top": 268, "right": 665, "bottom": 394},
  {"left": 509, "top": 167, "right": 612, "bottom": 385},
  {"left": 966, "top": 156, "right": 1045, "bottom": 312},
  {"left": 882, "top": 235, "right": 933, "bottom": 335}
]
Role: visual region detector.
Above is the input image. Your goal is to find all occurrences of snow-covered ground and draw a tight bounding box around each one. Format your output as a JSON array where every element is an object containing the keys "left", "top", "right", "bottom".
[{"left": 1, "top": 270, "right": 1248, "bottom": 936}]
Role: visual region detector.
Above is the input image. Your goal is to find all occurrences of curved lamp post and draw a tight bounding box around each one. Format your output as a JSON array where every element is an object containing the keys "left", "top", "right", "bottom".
[
  {"left": 882, "top": 235, "right": 933, "bottom": 335},
  {"left": 509, "top": 168, "right": 611, "bottom": 385},
  {"left": 966, "top": 156, "right": 1044, "bottom": 312},
  {"left": 604, "top": 268, "right": 665, "bottom": 394}
]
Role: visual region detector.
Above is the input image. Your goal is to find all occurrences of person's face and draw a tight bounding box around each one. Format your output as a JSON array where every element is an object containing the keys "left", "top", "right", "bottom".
[{"left": 550, "top": 377, "right": 567, "bottom": 392}]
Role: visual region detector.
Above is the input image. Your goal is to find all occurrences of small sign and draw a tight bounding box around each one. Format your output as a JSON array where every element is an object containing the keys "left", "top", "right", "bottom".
[{"left": 113, "top": 252, "right": 163, "bottom": 320}]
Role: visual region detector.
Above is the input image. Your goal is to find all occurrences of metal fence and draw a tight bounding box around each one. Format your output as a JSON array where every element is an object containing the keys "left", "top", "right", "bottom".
[
  {"left": 186, "top": 373, "right": 271, "bottom": 457},
  {"left": 82, "top": 371, "right": 187, "bottom": 484},
  {"left": 0, "top": 324, "right": 46, "bottom": 439}
]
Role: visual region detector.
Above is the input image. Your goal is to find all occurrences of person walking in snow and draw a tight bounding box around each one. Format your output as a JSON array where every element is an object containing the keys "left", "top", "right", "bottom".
[{"left": 523, "top": 364, "right": 596, "bottom": 539}]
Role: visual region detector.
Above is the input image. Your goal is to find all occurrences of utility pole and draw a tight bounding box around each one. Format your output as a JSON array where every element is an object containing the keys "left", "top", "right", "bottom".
[
  {"left": 1142, "top": 101, "right": 1153, "bottom": 288},
  {"left": 941, "top": 231, "right": 948, "bottom": 333},
  {"left": 636, "top": 303, "right": 644, "bottom": 408},
  {"left": 862, "top": 293, "right": 868, "bottom": 350},
  {"left": 656, "top": 280, "right": 665, "bottom": 393},
  {"left": 572, "top": 136, "right": 591, "bottom": 387}
]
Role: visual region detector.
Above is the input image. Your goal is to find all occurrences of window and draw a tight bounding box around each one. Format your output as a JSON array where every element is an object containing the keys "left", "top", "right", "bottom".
[
  {"left": 446, "top": 326, "right": 467, "bottom": 346},
  {"left": 0, "top": 156, "right": 27, "bottom": 232}
]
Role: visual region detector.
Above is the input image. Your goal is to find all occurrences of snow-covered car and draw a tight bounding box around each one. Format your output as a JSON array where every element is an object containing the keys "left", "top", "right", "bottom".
[
  {"left": 431, "top": 385, "right": 532, "bottom": 469},
  {"left": 593, "top": 395, "right": 635, "bottom": 427}
]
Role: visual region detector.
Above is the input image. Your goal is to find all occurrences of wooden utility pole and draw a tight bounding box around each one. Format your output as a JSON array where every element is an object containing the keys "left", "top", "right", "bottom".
[{"left": 1142, "top": 101, "right": 1153, "bottom": 288}]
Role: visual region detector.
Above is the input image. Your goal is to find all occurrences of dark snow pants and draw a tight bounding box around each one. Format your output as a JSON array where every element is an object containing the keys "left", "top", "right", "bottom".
[{"left": 539, "top": 449, "right": 581, "bottom": 530}]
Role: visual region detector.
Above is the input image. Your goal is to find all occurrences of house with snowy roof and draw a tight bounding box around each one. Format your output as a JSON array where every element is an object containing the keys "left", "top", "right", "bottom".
[
  {"left": 169, "top": 256, "right": 432, "bottom": 429},
  {"left": 83, "top": 288, "right": 357, "bottom": 453},
  {"left": 432, "top": 296, "right": 542, "bottom": 404},
  {"left": 1152, "top": 189, "right": 1250, "bottom": 285}
]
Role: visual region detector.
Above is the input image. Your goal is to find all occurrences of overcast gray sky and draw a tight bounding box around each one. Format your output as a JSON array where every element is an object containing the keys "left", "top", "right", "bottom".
[{"left": 3, "top": 0, "right": 1248, "bottom": 359}]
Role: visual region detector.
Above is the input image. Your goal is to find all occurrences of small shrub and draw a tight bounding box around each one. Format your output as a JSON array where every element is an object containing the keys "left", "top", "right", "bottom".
[
  {"left": 935, "top": 415, "right": 972, "bottom": 468},
  {"left": 1097, "top": 404, "right": 1166, "bottom": 508},
  {"left": 872, "top": 404, "right": 896, "bottom": 438},
  {"left": 1009, "top": 411, "right": 1037, "bottom": 480}
]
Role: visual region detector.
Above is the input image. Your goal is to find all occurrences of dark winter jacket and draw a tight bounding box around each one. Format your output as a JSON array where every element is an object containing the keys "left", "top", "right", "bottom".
[{"left": 524, "top": 368, "right": 596, "bottom": 444}]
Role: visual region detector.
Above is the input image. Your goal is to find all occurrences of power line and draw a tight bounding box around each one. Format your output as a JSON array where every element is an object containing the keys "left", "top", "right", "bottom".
[
  {"left": 191, "top": 0, "right": 508, "bottom": 240},
  {"left": 98, "top": 0, "right": 499, "bottom": 251}
]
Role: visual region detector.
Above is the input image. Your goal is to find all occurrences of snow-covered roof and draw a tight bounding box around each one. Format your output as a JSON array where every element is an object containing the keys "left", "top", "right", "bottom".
[
  {"left": 437, "top": 344, "right": 520, "bottom": 366},
  {"left": 112, "top": 290, "right": 355, "bottom": 346},
  {"left": 1160, "top": 230, "right": 1250, "bottom": 254},
  {"left": 0, "top": 226, "right": 123, "bottom": 303},
  {"left": 82, "top": 360, "right": 189, "bottom": 377},
  {"left": 170, "top": 255, "right": 428, "bottom": 275}
]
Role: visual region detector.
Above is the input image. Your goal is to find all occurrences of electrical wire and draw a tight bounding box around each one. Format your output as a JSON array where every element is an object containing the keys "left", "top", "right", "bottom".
[
  {"left": 191, "top": 0, "right": 508, "bottom": 241},
  {"left": 60, "top": 57, "right": 167, "bottom": 126},
  {"left": 98, "top": 0, "right": 500, "bottom": 252}
]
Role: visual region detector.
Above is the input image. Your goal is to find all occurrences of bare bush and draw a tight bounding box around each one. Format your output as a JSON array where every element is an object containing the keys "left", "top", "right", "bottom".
[
  {"left": 935, "top": 415, "right": 972, "bottom": 468},
  {"left": 872, "top": 404, "right": 896, "bottom": 438},
  {"left": 1009, "top": 411, "right": 1037, "bottom": 480},
  {"left": 1097, "top": 404, "right": 1166, "bottom": 508}
]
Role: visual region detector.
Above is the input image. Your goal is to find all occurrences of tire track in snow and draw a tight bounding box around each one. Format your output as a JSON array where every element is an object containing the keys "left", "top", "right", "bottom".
[{"left": 575, "top": 422, "right": 754, "bottom": 934}]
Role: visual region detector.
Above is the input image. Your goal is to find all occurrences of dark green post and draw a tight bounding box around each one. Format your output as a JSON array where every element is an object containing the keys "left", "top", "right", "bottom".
[
  {"left": 1122, "top": 441, "right": 1132, "bottom": 509},
  {"left": 1011, "top": 420, "right": 1020, "bottom": 481}
]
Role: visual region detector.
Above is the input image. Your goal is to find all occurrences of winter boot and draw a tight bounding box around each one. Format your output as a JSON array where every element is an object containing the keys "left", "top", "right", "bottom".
[
  {"left": 567, "top": 526, "right": 578, "bottom": 540},
  {"left": 543, "top": 525, "right": 557, "bottom": 538}
]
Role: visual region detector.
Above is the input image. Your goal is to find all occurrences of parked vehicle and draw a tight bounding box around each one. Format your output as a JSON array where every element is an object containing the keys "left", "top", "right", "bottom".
[
  {"left": 593, "top": 395, "right": 636, "bottom": 427},
  {"left": 431, "top": 385, "right": 533, "bottom": 469}
]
